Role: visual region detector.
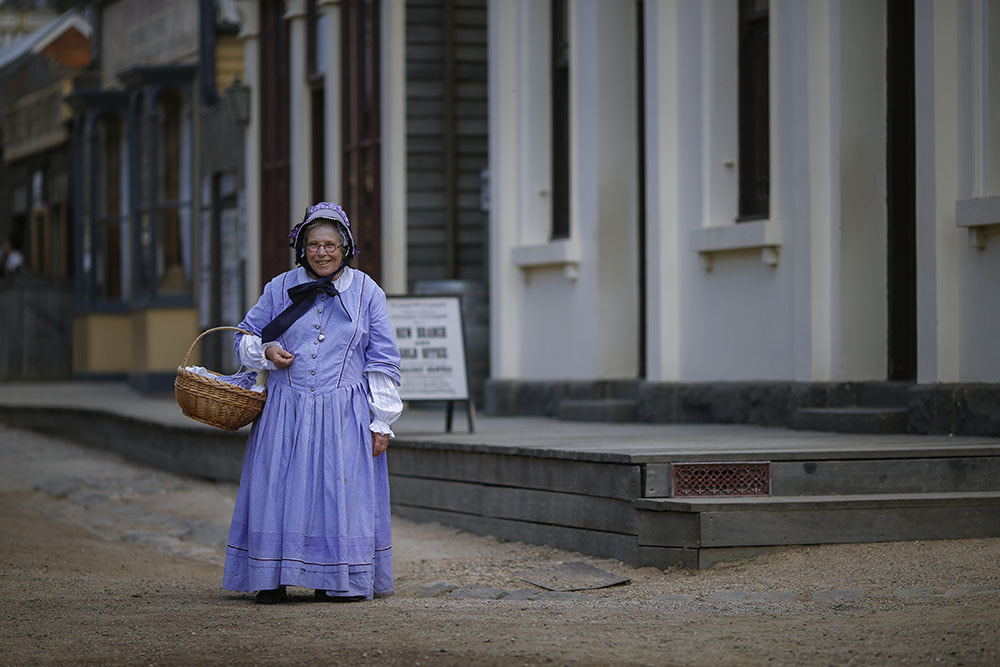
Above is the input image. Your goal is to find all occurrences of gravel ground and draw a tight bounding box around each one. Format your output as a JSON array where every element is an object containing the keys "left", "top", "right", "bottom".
[{"left": 1, "top": 424, "right": 998, "bottom": 666}]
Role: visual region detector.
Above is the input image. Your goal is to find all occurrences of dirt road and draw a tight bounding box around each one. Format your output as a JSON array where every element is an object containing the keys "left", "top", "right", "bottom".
[{"left": 1, "top": 424, "right": 998, "bottom": 665}]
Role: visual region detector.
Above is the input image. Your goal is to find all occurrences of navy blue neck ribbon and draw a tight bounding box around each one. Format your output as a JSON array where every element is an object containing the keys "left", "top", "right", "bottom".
[{"left": 261, "top": 270, "right": 351, "bottom": 343}]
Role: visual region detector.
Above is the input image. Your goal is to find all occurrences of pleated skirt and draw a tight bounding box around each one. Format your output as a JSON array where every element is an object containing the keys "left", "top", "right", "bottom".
[{"left": 222, "top": 380, "right": 393, "bottom": 598}]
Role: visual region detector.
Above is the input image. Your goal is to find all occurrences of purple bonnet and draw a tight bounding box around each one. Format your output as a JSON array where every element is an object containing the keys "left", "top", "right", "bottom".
[{"left": 288, "top": 202, "right": 359, "bottom": 267}]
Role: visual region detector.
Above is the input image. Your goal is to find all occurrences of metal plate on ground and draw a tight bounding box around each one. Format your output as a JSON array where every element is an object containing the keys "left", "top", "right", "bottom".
[{"left": 516, "top": 562, "right": 630, "bottom": 592}]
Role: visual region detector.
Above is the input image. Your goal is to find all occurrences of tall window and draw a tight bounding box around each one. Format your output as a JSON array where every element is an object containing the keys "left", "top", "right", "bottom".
[
  {"left": 551, "top": 0, "right": 570, "bottom": 239},
  {"left": 136, "top": 93, "right": 155, "bottom": 298},
  {"left": 342, "top": 0, "right": 382, "bottom": 280},
  {"left": 738, "top": 0, "right": 769, "bottom": 220},
  {"left": 95, "top": 113, "right": 128, "bottom": 300},
  {"left": 259, "top": 0, "right": 291, "bottom": 287},
  {"left": 308, "top": 0, "right": 327, "bottom": 202},
  {"left": 156, "top": 89, "right": 192, "bottom": 295}
]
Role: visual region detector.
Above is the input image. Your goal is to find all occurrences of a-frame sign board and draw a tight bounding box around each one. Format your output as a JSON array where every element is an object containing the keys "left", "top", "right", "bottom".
[{"left": 387, "top": 294, "right": 476, "bottom": 433}]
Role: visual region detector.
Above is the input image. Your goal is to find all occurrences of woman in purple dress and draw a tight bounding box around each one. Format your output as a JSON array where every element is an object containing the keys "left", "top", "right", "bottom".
[{"left": 223, "top": 202, "right": 402, "bottom": 603}]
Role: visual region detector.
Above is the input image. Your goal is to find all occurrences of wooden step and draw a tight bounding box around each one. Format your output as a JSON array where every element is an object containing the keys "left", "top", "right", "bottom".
[
  {"left": 643, "top": 456, "right": 1000, "bottom": 497},
  {"left": 791, "top": 406, "right": 909, "bottom": 434},
  {"left": 634, "top": 491, "right": 1000, "bottom": 569}
]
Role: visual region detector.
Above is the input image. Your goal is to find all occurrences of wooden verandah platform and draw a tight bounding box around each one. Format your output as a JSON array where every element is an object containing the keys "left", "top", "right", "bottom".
[
  {"left": 389, "top": 410, "right": 1000, "bottom": 569},
  {"left": 1, "top": 383, "right": 997, "bottom": 570}
]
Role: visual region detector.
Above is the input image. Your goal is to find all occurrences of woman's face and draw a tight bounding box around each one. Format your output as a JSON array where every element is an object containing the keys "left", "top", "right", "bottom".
[{"left": 304, "top": 223, "right": 346, "bottom": 278}]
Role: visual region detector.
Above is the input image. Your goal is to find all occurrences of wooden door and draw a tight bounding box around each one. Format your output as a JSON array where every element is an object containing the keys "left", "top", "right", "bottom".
[
  {"left": 260, "top": 0, "right": 292, "bottom": 287},
  {"left": 341, "top": 0, "right": 382, "bottom": 282}
]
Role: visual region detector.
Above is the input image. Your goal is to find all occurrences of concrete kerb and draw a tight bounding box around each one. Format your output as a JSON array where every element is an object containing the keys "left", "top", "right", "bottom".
[{"left": 0, "top": 402, "right": 247, "bottom": 483}]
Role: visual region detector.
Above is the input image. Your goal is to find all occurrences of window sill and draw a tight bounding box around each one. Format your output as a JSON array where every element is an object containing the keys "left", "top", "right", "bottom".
[
  {"left": 956, "top": 196, "right": 1000, "bottom": 248},
  {"left": 511, "top": 239, "right": 581, "bottom": 280},
  {"left": 689, "top": 219, "right": 783, "bottom": 271}
]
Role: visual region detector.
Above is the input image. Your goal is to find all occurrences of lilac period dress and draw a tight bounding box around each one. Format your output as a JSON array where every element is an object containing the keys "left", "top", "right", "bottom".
[{"left": 222, "top": 265, "right": 401, "bottom": 599}]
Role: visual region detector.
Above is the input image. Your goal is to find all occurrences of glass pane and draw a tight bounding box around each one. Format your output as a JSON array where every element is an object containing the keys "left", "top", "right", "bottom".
[
  {"left": 157, "top": 205, "right": 189, "bottom": 294},
  {"left": 119, "top": 133, "right": 130, "bottom": 301},
  {"left": 315, "top": 13, "right": 327, "bottom": 74},
  {"left": 81, "top": 215, "right": 92, "bottom": 277},
  {"left": 97, "top": 217, "right": 122, "bottom": 300},
  {"left": 119, "top": 214, "right": 130, "bottom": 301},
  {"left": 155, "top": 88, "right": 192, "bottom": 296},
  {"left": 97, "top": 115, "right": 121, "bottom": 218},
  {"left": 137, "top": 209, "right": 154, "bottom": 297}
]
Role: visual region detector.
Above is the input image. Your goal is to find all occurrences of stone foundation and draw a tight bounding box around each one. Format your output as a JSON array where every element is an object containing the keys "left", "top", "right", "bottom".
[{"left": 484, "top": 379, "right": 1000, "bottom": 436}]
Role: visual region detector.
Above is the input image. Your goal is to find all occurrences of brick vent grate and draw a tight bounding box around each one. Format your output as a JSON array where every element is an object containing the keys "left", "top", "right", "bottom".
[{"left": 671, "top": 462, "right": 771, "bottom": 497}]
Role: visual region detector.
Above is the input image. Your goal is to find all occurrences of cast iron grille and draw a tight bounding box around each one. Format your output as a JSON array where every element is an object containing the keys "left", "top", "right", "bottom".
[{"left": 671, "top": 462, "right": 771, "bottom": 497}]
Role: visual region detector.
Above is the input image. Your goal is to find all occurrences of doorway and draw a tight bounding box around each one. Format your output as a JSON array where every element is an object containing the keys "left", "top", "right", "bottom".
[{"left": 886, "top": 0, "right": 916, "bottom": 381}]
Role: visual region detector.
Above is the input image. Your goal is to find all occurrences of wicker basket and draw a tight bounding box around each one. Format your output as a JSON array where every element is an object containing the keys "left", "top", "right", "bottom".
[{"left": 175, "top": 326, "right": 267, "bottom": 431}]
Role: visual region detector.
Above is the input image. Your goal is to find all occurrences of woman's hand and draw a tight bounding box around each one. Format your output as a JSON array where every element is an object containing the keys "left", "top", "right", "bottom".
[
  {"left": 265, "top": 345, "right": 295, "bottom": 369},
  {"left": 372, "top": 432, "right": 389, "bottom": 457}
]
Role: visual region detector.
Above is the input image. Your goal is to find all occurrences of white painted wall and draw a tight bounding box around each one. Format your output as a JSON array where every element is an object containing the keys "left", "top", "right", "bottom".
[
  {"left": 491, "top": 0, "right": 1000, "bottom": 388},
  {"left": 664, "top": 0, "right": 801, "bottom": 382},
  {"left": 955, "top": 0, "right": 1000, "bottom": 381},
  {"left": 489, "top": 0, "right": 638, "bottom": 380}
]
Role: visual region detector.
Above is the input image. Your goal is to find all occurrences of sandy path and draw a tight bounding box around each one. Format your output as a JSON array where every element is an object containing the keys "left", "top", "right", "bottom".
[{"left": 1, "top": 424, "right": 998, "bottom": 665}]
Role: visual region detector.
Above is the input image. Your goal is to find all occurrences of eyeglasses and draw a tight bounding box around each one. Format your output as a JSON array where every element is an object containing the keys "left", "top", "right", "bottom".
[{"left": 306, "top": 241, "right": 344, "bottom": 255}]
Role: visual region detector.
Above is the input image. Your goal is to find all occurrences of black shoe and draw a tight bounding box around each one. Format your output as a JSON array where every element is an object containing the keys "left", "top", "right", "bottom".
[
  {"left": 314, "top": 589, "right": 365, "bottom": 602},
  {"left": 255, "top": 586, "right": 287, "bottom": 604}
]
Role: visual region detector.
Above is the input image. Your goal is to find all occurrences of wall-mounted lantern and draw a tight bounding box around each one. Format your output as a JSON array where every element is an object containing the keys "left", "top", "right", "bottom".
[{"left": 225, "top": 75, "right": 250, "bottom": 125}]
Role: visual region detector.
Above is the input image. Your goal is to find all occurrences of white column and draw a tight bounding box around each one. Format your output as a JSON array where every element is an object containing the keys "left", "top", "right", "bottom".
[
  {"left": 915, "top": 0, "right": 961, "bottom": 382},
  {"left": 380, "top": 0, "right": 407, "bottom": 294},
  {"left": 837, "top": 0, "right": 888, "bottom": 381},
  {"left": 805, "top": 0, "right": 839, "bottom": 382},
  {"left": 319, "top": 0, "right": 341, "bottom": 202},
  {"left": 236, "top": 0, "right": 261, "bottom": 305},
  {"left": 577, "top": 0, "right": 638, "bottom": 378},
  {"left": 644, "top": 0, "right": 684, "bottom": 382},
  {"left": 488, "top": 0, "right": 522, "bottom": 378},
  {"left": 286, "top": 0, "right": 311, "bottom": 220}
]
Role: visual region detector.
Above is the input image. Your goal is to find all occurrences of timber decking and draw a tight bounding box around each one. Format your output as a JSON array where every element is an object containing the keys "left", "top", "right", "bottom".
[{"left": 388, "top": 414, "right": 1000, "bottom": 569}]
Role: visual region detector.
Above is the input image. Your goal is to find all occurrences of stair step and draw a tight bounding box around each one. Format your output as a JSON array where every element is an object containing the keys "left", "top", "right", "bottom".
[
  {"left": 791, "top": 406, "right": 909, "bottom": 434},
  {"left": 642, "top": 456, "right": 1000, "bottom": 498},
  {"left": 557, "top": 399, "right": 638, "bottom": 423},
  {"left": 853, "top": 381, "right": 912, "bottom": 408},
  {"left": 770, "top": 456, "right": 1000, "bottom": 495},
  {"left": 635, "top": 490, "right": 1000, "bottom": 512},
  {"left": 634, "top": 491, "right": 1000, "bottom": 567}
]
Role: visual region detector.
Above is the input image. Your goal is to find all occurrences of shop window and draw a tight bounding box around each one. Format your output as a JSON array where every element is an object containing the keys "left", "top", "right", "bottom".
[
  {"left": 26, "top": 169, "right": 70, "bottom": 280},
  {"left": 156, "top": 89, "right": 193, "bottom": 295},
  {"left": 134, "top": 92, "right": 155, "bottom": 299},
  {"left": 94, "top": 112, "right": 129, "bottom": 300}
]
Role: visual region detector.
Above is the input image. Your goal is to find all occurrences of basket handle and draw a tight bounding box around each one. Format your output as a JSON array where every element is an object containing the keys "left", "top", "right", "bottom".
[{"left": 182, "top": 326, "right": 257, "bottom": 368}]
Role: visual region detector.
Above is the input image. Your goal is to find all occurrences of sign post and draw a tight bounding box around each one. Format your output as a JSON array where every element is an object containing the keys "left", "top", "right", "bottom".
[{"left": 387, "top": 295, "right": 476, "bottom": 433}]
